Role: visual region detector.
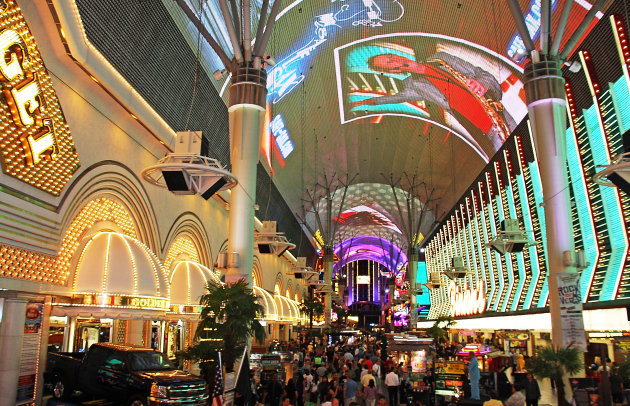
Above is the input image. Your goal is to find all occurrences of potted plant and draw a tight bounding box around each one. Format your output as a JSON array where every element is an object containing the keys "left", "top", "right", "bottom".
[
  {"left": 526, "top": 345, "right": 582, "bottom": 406},
  {"left": 180, "top": 279, "right": 266, "bottom": 377}
]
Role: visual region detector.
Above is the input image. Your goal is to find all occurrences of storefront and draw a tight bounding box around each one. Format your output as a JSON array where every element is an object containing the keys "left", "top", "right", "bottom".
[
  {"left": 166, "top": 260, "right": 221, "bottom": 362},
  {"left": 50, "top": 231, "right": 170, "bottom": 351}
]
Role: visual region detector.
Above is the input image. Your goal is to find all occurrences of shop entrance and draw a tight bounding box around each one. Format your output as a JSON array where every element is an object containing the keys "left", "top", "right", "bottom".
[{"left": 75, "top": 319, "right": 112, "bottom": 352}]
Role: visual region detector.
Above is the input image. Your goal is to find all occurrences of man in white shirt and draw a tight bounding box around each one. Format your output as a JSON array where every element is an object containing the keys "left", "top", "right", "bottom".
[{"left": 385, "top": 369, "right": 400, "bottom": 406}]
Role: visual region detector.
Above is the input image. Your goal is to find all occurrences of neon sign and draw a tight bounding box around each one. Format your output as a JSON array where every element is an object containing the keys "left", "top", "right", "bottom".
[
  {"left": 448, "top": 281, "right": 486, "bottom": 317},
  {"left": 267, "top": 0, "right": 404, "bottom": 104},
  {"left": 507, "top": 0, "right": 559, "bottom": 59},
  {"left": 269, "top": 114, "right": 294, "bottom": 158},
  {"left": 0, "top": 0, "right": 79, "bottom": 195}
]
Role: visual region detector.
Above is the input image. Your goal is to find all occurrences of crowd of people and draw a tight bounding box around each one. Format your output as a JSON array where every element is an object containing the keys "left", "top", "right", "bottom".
[{"left": 255, "top": 337, "right": 411, "bottom": 406}]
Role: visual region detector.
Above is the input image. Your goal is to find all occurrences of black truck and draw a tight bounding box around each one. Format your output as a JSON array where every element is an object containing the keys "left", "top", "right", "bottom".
[{"left": 45, "top": 342, "right": 208, "bottom": 405}]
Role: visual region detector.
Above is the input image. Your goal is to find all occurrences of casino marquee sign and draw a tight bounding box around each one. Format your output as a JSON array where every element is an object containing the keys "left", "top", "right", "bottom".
[{"left": 0, "top": 0, "right": 79, "bottom": 195}]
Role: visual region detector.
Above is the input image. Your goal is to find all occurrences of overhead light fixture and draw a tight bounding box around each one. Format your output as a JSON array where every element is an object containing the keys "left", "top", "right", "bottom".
[
  {"left": 484, "top": 218, "right": 537, "bottom": 255},
  {"left": 141, "top": 131, "right": 237, "bottom": 199},
  {"left": 444, "top": 256, "right": 470, "bottom": 280},
  {"left": 510, "top": 48, "right": 528, "bottom": 63},
  {"left": 593, "top": 152, "right": 630, "bottom": 194},
  {"left": 255, "top": 221, "right": 296, "bottom": 256},
  {"left": 423, "top": 271, "right": 443, "bottom": 290}
]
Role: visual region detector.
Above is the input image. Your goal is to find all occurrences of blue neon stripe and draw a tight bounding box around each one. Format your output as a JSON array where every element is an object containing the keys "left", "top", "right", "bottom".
[
  {"left": 529, "top": 162, "right": 549, "bottom": 307},
  {"left": 516, "top": 173, "right": 540, "bottom": 309},
  {"left": 481, "top": 205, "right": 497, "bottom": 310},
  {"left": 585, "top": 106, "right": 627, "bottom": 301},
  {"left": 490, "top": 197, "right": 505, "bottom": 311},
  {"left": 565, "top": 125, "right": 597, "bottom": 300},
  {"left": 417, "top": 261, "right": 431, "bottom": 306},
  {"left": 612, "top": 77, "right": 630, "bottom": 133},
  {"left": 499, "top": 188, "right": 515, "bottom": 312},
  {"left": 505, "top": 184, "right": 525, "bottom": 311}
]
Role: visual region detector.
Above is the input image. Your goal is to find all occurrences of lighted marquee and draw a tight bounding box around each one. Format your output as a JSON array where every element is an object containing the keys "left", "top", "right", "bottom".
[
  {"left": 448, "top": 281, "right": 486, "bottom": 317},
  {"left": 0, "top": 197, "right": 136, "bottom": 284},
  {"left": 0, "top": 0, "right": 79, "bottom": 195}
]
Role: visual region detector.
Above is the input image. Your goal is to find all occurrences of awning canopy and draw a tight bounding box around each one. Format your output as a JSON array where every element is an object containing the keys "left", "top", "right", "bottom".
[
  {"left": 169, "top": 261, "right": 221, "bottom": 306},
  {"left": 254, "top": 286, "right": 278, "bottom": 321},
  {"left": 73, "top": 232, "right": 168, "bottom": 299},
  {"left": 274, "top": 294, "right": 307, "bottom": 324}
]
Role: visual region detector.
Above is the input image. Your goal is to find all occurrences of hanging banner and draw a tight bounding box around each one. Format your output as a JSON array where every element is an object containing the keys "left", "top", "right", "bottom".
[
  {"left": 557, "top": 273, "right": 587, "bottom": 352},
  {"left": 16, "top": 302, "right": 43, "bottom": 404}
]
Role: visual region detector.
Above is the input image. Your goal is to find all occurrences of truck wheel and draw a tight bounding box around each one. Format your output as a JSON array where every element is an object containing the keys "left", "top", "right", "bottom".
[
  {"left": 52, "top": 377, "right": 72, "bottom": 400},
  {"left": 127, "top": 394, "right": 148, "bottom": 406}
]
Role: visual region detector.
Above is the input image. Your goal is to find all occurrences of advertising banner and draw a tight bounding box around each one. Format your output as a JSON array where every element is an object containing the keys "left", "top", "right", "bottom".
[
  {"left": 557, "top": 273, "right": 587, "bottom": 352},
  {"left": 16, "top": 302, "right": 43, "bottom": 404}
]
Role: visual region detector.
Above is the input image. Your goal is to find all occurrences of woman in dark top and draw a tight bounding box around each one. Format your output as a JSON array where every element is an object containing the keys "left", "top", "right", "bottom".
[
  {"left": 285, "top": 378, "right": 297, "bottom": 406},
  {"left": 296, "top": 373, "right": 305, "bottom": 406}
]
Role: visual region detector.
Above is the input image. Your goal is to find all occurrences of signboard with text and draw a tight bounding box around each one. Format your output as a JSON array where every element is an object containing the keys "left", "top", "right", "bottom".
[
  {"left": 0, "top": 0, "right": 79, "bottom": 195},
  {"left": 16, "top": 302, "right": 42, "bottom": 404},
  {"left": 557, "top": 273, "right": 587, "bottom": 352}
]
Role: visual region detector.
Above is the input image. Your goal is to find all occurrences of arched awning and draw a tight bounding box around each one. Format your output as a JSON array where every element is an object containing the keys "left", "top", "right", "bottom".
[
  {"left": 253, "top": 286, "right": 278, "bottom": 321},
  {"left": 169, "top": 261, "right": 221, "bottom": 307},
  {"left": 66, "top": 232, "right": 170, "bottom": 314},
  {"left": 274, "top": 294, "right": 304, "bottom": 323}
]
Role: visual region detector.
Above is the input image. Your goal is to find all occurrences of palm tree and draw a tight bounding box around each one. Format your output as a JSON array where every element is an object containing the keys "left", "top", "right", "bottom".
[
  {"left": 194, "top": 279, "right": 266, "bottom": 373},
  {"left": 425, "top": 315, "right": 455, "bottom": 344},
  {"left": 526, "top": 345, "right": 582, "bottom": 406},
  {"left": 300, "top": 294, "right": 324, "bottom": 330}
]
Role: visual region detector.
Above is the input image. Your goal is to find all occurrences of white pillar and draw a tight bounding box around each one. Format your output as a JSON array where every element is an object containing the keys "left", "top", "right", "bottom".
[
  {"left": 127, "top": 319, "right": 145, "bottom": 346},
  {"left": 0, "top": 298, "right": 27, "bottom": 406},
  {"left": 225, "top": 68, "right": 267, "bottom": 287},
  {"left": 65, "top": 316, "right": 76, "bottom": 351},
  {"left": 524, "top": 58, "right": 577, "bottom": 348}
]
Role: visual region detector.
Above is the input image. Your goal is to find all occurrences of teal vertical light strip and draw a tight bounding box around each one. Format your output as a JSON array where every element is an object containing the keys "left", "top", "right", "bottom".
[
  {"left": 467, "top": 211, "right": 480, "bottom": 286},
  {"left": 529, "top": 162, "right": 549, "bottom": 307},
  {"left": 480, "top": 203, "right": 497, "bottom": 310},
  {"left": 416, "top": 261, "right": 431, "bottom": 306},
  {"left": 496, "top": 187, "right": 514, "bottom": 312},
  {"left": 495, "top": 191, "right": 514, "bottom": 312},
  {"left": 565, "top": 124, "right": 598, "bottom": 300},
  {"left": 517, "top": 173, "right": 540, "bottom": 309},
  {"left": 506, "top": 184, "right": 526, "bottom": 311},
  {"left": 473, "top": 209, "right": 488, "bottom": 292},
  {"left": 490, "top": 196, "right": 505, "bottom": 311},
  {"left": 585, "top": 106, "right": 627, "bottom": 301},
  {"left": 612, "top": 77, "right": 630, "bottom": 133}
]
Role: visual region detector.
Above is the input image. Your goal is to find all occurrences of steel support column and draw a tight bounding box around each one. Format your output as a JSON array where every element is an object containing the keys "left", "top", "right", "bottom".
[
  {"left": 524, "top": 57, "right": 576, "bottom": 347},
  {"left": 323, "top": 246, "right": 334, "bottom": 325},
  {"left": 408, "top": 248, "right": 418, "bottom": 329},
  {"left": 225, "top": 67, "right": 267, "bottom": 286}
]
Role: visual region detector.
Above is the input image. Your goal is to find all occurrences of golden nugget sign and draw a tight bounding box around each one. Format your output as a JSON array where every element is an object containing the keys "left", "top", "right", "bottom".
[
  {"left": 82, "top": 294, "right": 169, "bottom": 310},
  {"left": 0, "top": 0, "right": 79, "bottom": 195},
  {"left": 449, "top": 281, "right": 486, "bottom": 317}
]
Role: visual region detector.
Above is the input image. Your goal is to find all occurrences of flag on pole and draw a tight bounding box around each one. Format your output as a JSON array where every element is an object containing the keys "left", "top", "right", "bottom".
[
  {"left": 235, "top": 347, "right": 252, "bottom": 406},
  {"left": 212, "top": 352, "right": 223, "bottom": 406}
]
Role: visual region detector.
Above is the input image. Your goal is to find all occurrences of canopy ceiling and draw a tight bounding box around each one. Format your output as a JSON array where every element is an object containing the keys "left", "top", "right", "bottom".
[{"left": 163, "top": 0, "right": 604, "bottom": 253}]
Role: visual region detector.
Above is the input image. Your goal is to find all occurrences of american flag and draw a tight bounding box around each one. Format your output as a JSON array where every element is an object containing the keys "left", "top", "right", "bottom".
[{"left": 212, "top": 354, "right": 223, "bottom": 406}]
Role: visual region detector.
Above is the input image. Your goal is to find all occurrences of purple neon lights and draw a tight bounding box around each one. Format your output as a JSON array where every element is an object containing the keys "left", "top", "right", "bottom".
[{"left": 333, "top": 235, "right": 407, "bottom": 275}]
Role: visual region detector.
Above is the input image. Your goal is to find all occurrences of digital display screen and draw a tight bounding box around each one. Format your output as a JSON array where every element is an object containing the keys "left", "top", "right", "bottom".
[{"left": 357, "top": 275, "right": 371, "bottom": 284}]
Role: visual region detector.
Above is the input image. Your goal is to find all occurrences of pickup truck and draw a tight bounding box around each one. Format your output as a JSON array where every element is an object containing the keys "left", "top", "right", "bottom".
[{"left": 45, "top": 342, "right": 208, "bottom": 406}]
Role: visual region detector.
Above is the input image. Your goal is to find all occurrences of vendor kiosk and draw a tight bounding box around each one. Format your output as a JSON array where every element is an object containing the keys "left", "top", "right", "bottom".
[
  {"left": 387, "top": 335, "right": 434, "bottom": 405},
  {"left": 434, "top": 361, "right": 467, "bottom": 399}
]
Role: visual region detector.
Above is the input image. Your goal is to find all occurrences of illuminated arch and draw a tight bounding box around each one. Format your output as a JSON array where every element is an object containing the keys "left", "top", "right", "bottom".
[
  {"left": 164, "top": 235, "right": 200, "bottom": 273},
  {"left": 163, "top": 215, "right": 212, "bottom": 270},
  {"left": 252, "top": 256, "right": 263, "bottom": 288},
  {"left": 334, "top": 235, "right": 408, "bottom": 275}
]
